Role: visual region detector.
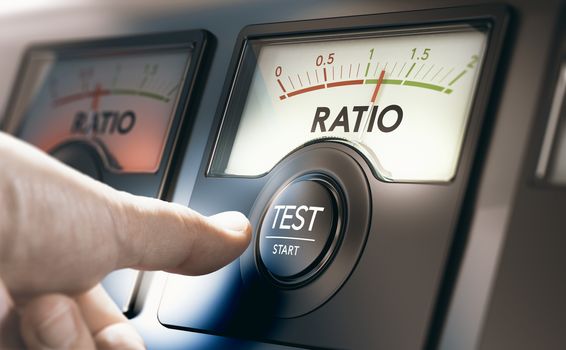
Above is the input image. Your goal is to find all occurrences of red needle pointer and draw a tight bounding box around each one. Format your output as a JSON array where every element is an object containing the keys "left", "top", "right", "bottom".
[
  {"left": 370, "top": 69, "right": 386, "bottom": 103},
  {"left": 91, "top": 83, "right": 103, "bottom": 110}
]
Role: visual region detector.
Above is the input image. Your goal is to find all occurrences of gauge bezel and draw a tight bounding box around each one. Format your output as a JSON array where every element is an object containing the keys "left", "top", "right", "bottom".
[
  {"left": 533, "top": 62, "right": 566, "bottom": 187},
  {"left": 206, "top": 9, "right": 500, "bottom": 185},
  {"left": 1, "top": 29, "right": 210, "bottom": 200}
]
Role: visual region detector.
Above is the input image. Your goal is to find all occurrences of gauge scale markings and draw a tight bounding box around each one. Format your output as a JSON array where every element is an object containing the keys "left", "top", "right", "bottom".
[{"left": 277, "top": 68, "right": 459, "bottom": 100}]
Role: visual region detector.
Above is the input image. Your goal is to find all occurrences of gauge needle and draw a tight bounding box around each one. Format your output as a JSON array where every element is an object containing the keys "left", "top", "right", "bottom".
[
  {"left": 370, "top": 69, "right": 386, "bottom": 103},
  {"left": 91, "top": 83, "right": 103, "bottom": 110}
]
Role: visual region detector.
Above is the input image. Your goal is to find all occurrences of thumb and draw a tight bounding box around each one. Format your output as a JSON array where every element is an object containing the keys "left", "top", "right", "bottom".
[{"left": 19, "top": 294, "right": 96, "bottom": 350}]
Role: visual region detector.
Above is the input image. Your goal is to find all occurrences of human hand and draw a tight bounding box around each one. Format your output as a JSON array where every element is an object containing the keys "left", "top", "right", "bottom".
[{"left": 0, "top": 132, "right": 252, "bottom": 349}]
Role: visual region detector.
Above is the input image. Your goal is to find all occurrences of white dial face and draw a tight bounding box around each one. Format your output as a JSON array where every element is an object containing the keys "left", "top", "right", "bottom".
[
  {"left": 14, "top": 50, "right": 191, "bottom": 173},
  {"left": 213, "top": 25, "right": 489, "bottom": 182}
]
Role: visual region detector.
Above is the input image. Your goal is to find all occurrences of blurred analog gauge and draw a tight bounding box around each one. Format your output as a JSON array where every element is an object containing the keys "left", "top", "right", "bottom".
[{"left": 15, "top": 50, "right": 190, "bottom": 173}]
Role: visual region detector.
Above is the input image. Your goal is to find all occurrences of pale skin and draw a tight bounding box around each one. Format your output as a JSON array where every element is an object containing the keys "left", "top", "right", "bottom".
[{"left": 0, "top": 132, "right": 252, "bottom": 349}]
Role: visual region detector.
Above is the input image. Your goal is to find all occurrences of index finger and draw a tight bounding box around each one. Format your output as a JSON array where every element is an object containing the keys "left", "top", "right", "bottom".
[
  {"left": 0, "top": 133, "right": 251, "bottom": 296},
  {"left": 111, "top": 192, "right": 252, "bottom": 275}
]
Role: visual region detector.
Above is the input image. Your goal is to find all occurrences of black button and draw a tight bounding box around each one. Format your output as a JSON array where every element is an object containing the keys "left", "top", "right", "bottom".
[{"left": 258, "top": 177, "right": 337, "bottom": 281}]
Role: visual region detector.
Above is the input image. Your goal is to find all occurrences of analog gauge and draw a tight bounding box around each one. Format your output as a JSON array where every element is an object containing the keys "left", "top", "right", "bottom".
[
  {"left": 12, "top": 49, "right": 190, "bottom": 173},
  {"left": 210, "top": 24, "right": 489, "bottom": 182}
]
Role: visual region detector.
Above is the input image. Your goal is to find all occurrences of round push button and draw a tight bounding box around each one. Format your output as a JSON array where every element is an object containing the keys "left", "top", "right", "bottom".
[{"left": 258, "top": 176, "right": 339, "bottom": 282}]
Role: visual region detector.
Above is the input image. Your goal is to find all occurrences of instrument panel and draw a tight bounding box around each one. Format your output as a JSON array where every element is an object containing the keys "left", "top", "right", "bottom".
[
  {"left": 2, "top": 1, "right": 566, "bottom": 349},
  {"left": 158, "top": 7, "right": 508, "bottom": 349}
]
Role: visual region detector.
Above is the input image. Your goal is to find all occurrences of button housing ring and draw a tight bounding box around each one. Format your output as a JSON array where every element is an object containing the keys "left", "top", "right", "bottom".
[{"left": 240, "top": 141, "right": 372, "bottom": 318}]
